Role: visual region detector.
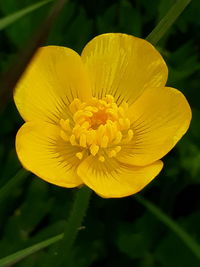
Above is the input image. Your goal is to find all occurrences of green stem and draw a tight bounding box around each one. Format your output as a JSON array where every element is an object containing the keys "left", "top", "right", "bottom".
[
  {"left": 135, "top": 195, "right": 200, "bottom": 260},
  {"left": 53, "top": 186, "right": 92, "bottom": 266},
  {"left": 0, "top": 169, "right": 28, "bottom": 203},
  {"left": 146, "top": 0, "right": 192, "bottom": 45}
]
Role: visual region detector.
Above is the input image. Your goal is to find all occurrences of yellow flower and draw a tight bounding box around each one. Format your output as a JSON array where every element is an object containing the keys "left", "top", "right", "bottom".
[{"left": 14, "top": 33, "right": 191, "bottom": 198}]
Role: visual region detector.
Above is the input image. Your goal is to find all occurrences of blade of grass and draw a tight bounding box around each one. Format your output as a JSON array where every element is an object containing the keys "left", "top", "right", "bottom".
[
  {"left": 0, "top": 0, "right": 53, "bottom": 31},
  {"left": 0, "top": 233, "right": 64, "bottom": 267},
  {"left": 146, "top": 0, "right": 192, "bottom": 45},
  {"left": 135, "top": 195, "right": 200, "bottom": 260},
  {"left": 0, "top": 169, "right": 29, "bottom": 203},
  {"left": 0, "top": 0, "right": 68, "bottom": 111}
]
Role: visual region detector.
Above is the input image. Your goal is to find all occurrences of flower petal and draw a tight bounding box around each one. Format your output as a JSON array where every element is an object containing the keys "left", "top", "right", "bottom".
[
  {"left": 16, "top": 121, "right": 82, "bottom": 188},
  {"left": 118, "top": 87, "right": 192, "bottom": 166},
  {"left": 77, "top": 156, "right": 163, "bottom": 198},
  {"left": 81, "top": 33, "right": 168, "bottom": 105},
  {"left": 14, "top": 46, "right": 91, "bottom": 123}
]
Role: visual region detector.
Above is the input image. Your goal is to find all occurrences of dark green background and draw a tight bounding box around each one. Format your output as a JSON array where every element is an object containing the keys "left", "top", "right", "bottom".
[{"left": 0, "top": 0, "right": 200, "bottom": 266}]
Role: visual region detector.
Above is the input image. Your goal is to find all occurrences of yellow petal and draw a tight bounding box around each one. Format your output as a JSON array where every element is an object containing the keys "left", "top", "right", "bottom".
[
  {"left": 14, "top": 46, "right": 91, "bottom": 123},
  {"left": 118, "top": 87, "right": 192, "bottom": 166},
  {"left": 16, "top": 122, "right": 82, "bottom": 188},
  {"left": 77, "top": 156, "right": 163, "bottom": 198},
  {"left": 81, "top": 33, "right": 168, "bottom": 105}
]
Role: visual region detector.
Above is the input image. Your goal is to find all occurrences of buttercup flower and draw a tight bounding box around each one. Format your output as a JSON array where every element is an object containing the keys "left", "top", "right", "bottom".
[{"left": 14, "top": 33, "right": 191, "bottom": 198}]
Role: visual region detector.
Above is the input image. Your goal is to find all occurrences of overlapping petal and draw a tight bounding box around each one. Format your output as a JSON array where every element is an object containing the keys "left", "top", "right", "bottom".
[
  {"left": 77, "top": 156, "right": 163, "bottom": 198},
  {"left": 16, "top": 122, "right": 83, "bottom": 187},
  {"left": 81, "top": 33, "right": 168, "bottom": 105},
  {"left": 117, "top": 87, "right": 192, "bottom": 166},
  {"left": 14, "top": 46, "right": 92, "bottom": 123}
]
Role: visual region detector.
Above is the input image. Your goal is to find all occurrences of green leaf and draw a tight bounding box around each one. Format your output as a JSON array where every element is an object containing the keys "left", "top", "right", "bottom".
[
  {"left": 135, "top": 195, "right": 200, "bottom": 260},
  {"left": 0, "top": 234, "right": 63, "bottom": 266},
  {"left": 146, "top": 0, "right": 192, "bottom": 45},
  {"left": 0, "top": 0, "right": 53, "bottom": 31},
  {"left": 0, "top": 169, "right": 29, "bottom": 203},
  {"left": 155, "top": 211, "right": 200, "bottom": 267},
  {"left": 19, "top": 179, "right": 53, "bottom": 234},
  {"left": 116, "top": 224, "right": 149, "bottom": 259}
]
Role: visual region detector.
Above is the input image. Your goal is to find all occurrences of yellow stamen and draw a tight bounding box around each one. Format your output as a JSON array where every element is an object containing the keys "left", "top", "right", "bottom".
[
  {"left": 61, "top": 95, "right": 133, "bottom": 158},
  {"left": 60, "top": 119, "right": 71, "bottom": 132},
  {"left": 81, "top": 121, "right": 90, "bottom": 129},
  {"left": 108, "top": 150, "right": 117, "bottom": 158},
  {"left": 127, "top": 129, "right": 134, "bottom": 142},
  {"left": 70, "top": 134, "right": 77, "bottom": 146},
  {"left": 86, "top": 130, "right": 96, "bottom": 145},
  {"left": 101, "top": 136, "right": 109, "bottom": 148},
  {"left": 104, "top": 95, "right": 114, "bottom": 103},
  {"left": 124, "top": 118, "right": 130, "bottom": 129},
  {"left": 69, "top": 98, "right": 81, "bottom": 113},
  {"left": 98, "top": 156, "right": 105, "bottom": 162},
  {"left": 113, "top": 131, "right": 122, "bottom": 144},
  {"left": 76, "top": 152, "right": 83, "bottom": 160},
  {"left": 97, "top": 125, "right": 106, "bottom": 143},
  {"left": 60, "top": 130, "right": 69, "bottom": 141},
  {"left": 90, "top": 144, "right": 99, "bottom": 156},
  {"left": 115, "top": 146, "right": 121, "bottom": 153},
  {"left": 106, "top": 109, "right": 118, "bottom": 120},
  {"left": 80, "top": 134, "right": 87, "bottom": 147}
]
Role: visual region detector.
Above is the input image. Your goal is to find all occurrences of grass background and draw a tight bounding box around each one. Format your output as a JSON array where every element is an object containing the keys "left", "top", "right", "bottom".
[{"left": 0, "top": 0, "right": 200, "bottom": 266}]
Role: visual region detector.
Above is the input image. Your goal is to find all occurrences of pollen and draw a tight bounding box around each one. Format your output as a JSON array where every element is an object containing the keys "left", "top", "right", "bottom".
[{"left": 59, "top": 95, "right": 134, "bottom": 159}]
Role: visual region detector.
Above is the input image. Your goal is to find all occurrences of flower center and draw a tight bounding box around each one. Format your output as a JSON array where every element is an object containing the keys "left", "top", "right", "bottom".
[{"left": 59, "top": 95, "right": 133, "bottom": 162}]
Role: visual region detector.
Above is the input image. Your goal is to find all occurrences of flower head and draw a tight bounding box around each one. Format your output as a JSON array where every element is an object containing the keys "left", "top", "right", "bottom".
[{"left": 14, "top": 33, "right": 191, "bottom": 198}]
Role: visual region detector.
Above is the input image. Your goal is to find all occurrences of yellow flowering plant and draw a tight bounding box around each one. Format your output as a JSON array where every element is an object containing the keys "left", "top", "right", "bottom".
[{"left": 14, "top": 33, "right": 191, "bottom": 198}]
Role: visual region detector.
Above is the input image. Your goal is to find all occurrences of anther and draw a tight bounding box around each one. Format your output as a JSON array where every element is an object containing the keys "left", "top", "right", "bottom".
[
  {"left": 124, "top": 118, "right": 130, "bottom": 129},
  {"left": 60, "top": 130, "right": 69, "bottom": 141},
  {"left": 76, "top": 152, "right": 83, "bottom": 160},
  {"left": 118, "top": 107, "right": 125, "bottom": 117},
  {"left": 113, "top": 131, "right": 122, "bottom": 144},
  {"left": 83, "top": 111, "right": 93, "bottom": 117},
  {"left": 73, "top": 110, "right": 84, "bottom": 122},
  {"left": 90, "top": 144, "right": 99, "bottom": 156},
  {"left": 80, "top": 134, "right": 87, "bottom": 147},
  {"left": 115, "top": 146, "right": 121, "bottom": 153},
  {"left": 108, "top": 150, "right": 117, "bottom": 158},
  {"left": 106, "top": 123, "right": 114, "bottom": 141},
  {"left": 70, "top": 134, "right": 77, "bottom": 146},
  {"left": 81, "top": 121, "right": 90, "bottom": 129},
  {"left": 97, "top": 124, "right": 105, "bottom": 136},
  {"left": 101, "top": 136, "right": 109, "bottom": 148},
  {"left": 98, "top": 156, "right": 105, "bottom": 162},
  {"left": 106, "top": 109, "right": 118, "bottom": 120},
  {"left": 127, "top": 129, "right": 134, "bottom": 142},
  {"left": 60, "top": 119, "right": 71, "bottom": 132},
  {"left": 85, "top": 106, "right": 98, "bottom": 112},
  {"left": 69, "top": 98, "right": 81, "bottom": 113},
  {"left": 86, "top": 130, "right": 96, "bottom": 145}
]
